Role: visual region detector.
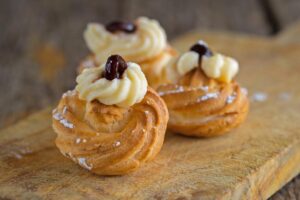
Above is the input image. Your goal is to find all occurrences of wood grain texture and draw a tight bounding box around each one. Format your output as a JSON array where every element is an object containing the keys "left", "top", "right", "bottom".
[
  {"left": 0, "top": 27, "right": 300, "bottom": 200},
  {"left": 0, "top": 1, "right": 300, "bottom": 198},
  {"left": 263, "top": 21, "right": 300, "bottom": 200}
]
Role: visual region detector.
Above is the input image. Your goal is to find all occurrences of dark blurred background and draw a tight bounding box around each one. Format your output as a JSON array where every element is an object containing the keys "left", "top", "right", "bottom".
[
  {"left": 2, "top": 0, "right": 300, "bottom": 127},
  {"left": 0, "top": 1, "right": 300, "bottom": 198}
]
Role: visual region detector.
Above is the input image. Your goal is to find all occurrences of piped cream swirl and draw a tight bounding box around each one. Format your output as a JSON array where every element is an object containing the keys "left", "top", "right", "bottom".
[
  {"left": 202, "top": 53, "right": 239, "bottom": 83},
  {"left": 175, "top": 51, "right": 239, "bottom": 83},
  {"left": 75, "top": 62, "right": 147, "bottom": 107},
  {"left": 177, "top": 51, "right": 199, "bottom": 76},
  {"left": 84, "top": 17, "right": 167, "bottom": 63}
]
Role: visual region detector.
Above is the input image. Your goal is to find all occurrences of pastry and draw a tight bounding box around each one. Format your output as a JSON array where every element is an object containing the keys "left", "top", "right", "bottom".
[
  {"left": 53, "top": 55, "right": 169, "bottom": 175},
  {"left": 157, "top": 40, "right": 249, "bottom": 137},
  {"left": 78, "top": 17, "right": 177, "bottom": 89}
]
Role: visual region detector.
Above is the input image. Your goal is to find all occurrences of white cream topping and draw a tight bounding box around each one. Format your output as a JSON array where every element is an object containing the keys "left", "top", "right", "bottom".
[
  {"left": 175, "top": 50, "right": 239, "bottom": 83},
  {"left": 84, "top": 17, "right": 167, "bottom": 63},
  {"left": 75, "top": 62, "right": 148, "bottom": 107},
  {"left": 177, "top": 51, "right": 199, "bottom": 76},
  {"left": 202, "top": 53, "right": 239, "bottom": 83}
]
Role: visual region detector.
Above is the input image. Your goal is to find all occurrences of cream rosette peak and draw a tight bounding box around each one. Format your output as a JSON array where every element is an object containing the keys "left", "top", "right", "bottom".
[
  {"left": 84, "top": 17, "right": 167, "bottom": 63},
  {"left": 75, "top": 55, "right": 148, "bottom": 108},
  {"left": 175, "top": 40, "right": 239, "bottom": 83}
]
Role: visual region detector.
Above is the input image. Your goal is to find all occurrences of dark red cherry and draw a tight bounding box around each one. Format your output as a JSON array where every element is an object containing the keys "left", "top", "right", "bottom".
[
  {"left": 105, "top": 21, "right": 137, "bottom": 33},
  {"left": 190, "top": 41, "right": 213, "bottom": 64},
  {"left": 103, "top": 55, "right": 128, "bottom": 80}
]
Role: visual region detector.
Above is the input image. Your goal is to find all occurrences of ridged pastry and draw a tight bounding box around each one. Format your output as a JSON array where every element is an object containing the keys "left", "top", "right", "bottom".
[
  {"left": 53, "top": 55, "right": 168, "bottom": 175},
  {"left": 157, "top": 41, "right": 249, "bottom": 137},
  {"left": 78, "top": 17, "right": 177, "bottom": 89}
]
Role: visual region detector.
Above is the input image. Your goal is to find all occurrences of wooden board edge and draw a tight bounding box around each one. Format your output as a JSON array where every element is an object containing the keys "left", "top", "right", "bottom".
[{"left": 219, "top": 139, "right": 300, "bottom": 200}]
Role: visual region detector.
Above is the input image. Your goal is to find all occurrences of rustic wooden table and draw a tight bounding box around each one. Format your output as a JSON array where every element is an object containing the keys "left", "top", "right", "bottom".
[{"left": 1, "top": 1, "right": 299, "bottom": 199}]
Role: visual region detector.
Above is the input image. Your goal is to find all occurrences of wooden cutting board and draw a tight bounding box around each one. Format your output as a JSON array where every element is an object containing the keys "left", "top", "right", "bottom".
[{"left": 1, "top": 24, "right": 300, "bottom": 200}]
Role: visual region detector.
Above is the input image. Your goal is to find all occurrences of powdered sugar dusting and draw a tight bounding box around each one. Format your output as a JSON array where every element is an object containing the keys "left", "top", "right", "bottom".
[
  {"left": 78, "top": 157, "right": 93, "bottom": 170},
  {"left": 200, "top": 86, "right": 209, "bottom": 92},
  {"left": 75, "top": 138, "right": 81, "bottom": 144},
  {"left": 226, "top": 92, "right": 237, "bottom": 104},
  {"left": 53, "top": 112, "right": 74, "bottom": 129},
  {"left": 158, "top": 85, "right": 209, "bottom": 96},
  {"left": 198, "top": 92, "right": 219, "bottom": 102},
  {"left": 251, "top": 92, "right": 268, "bottom": 102},
  {"left": 62, "top": 106, "right": 68, "bottom": 114},
  {"left": 114, "top": 141, "right": 121, "bottom": 147},
  {"left": 158, "top": 86, "right": 184, "bottom": 96},
  {"left": 53, "top": 112, "right": 61, "bottom": 121}
]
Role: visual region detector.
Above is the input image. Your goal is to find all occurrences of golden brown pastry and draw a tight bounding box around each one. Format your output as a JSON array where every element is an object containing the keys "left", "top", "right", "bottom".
[
  {"left": 78, "top": 17, "right": 177, "bottom": 89},
  {"left": 53, "top": 55, "right": 168, "bottom": 175},
  {"left": 157, "top": 41, "right": 249, "bottom": 137}
]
